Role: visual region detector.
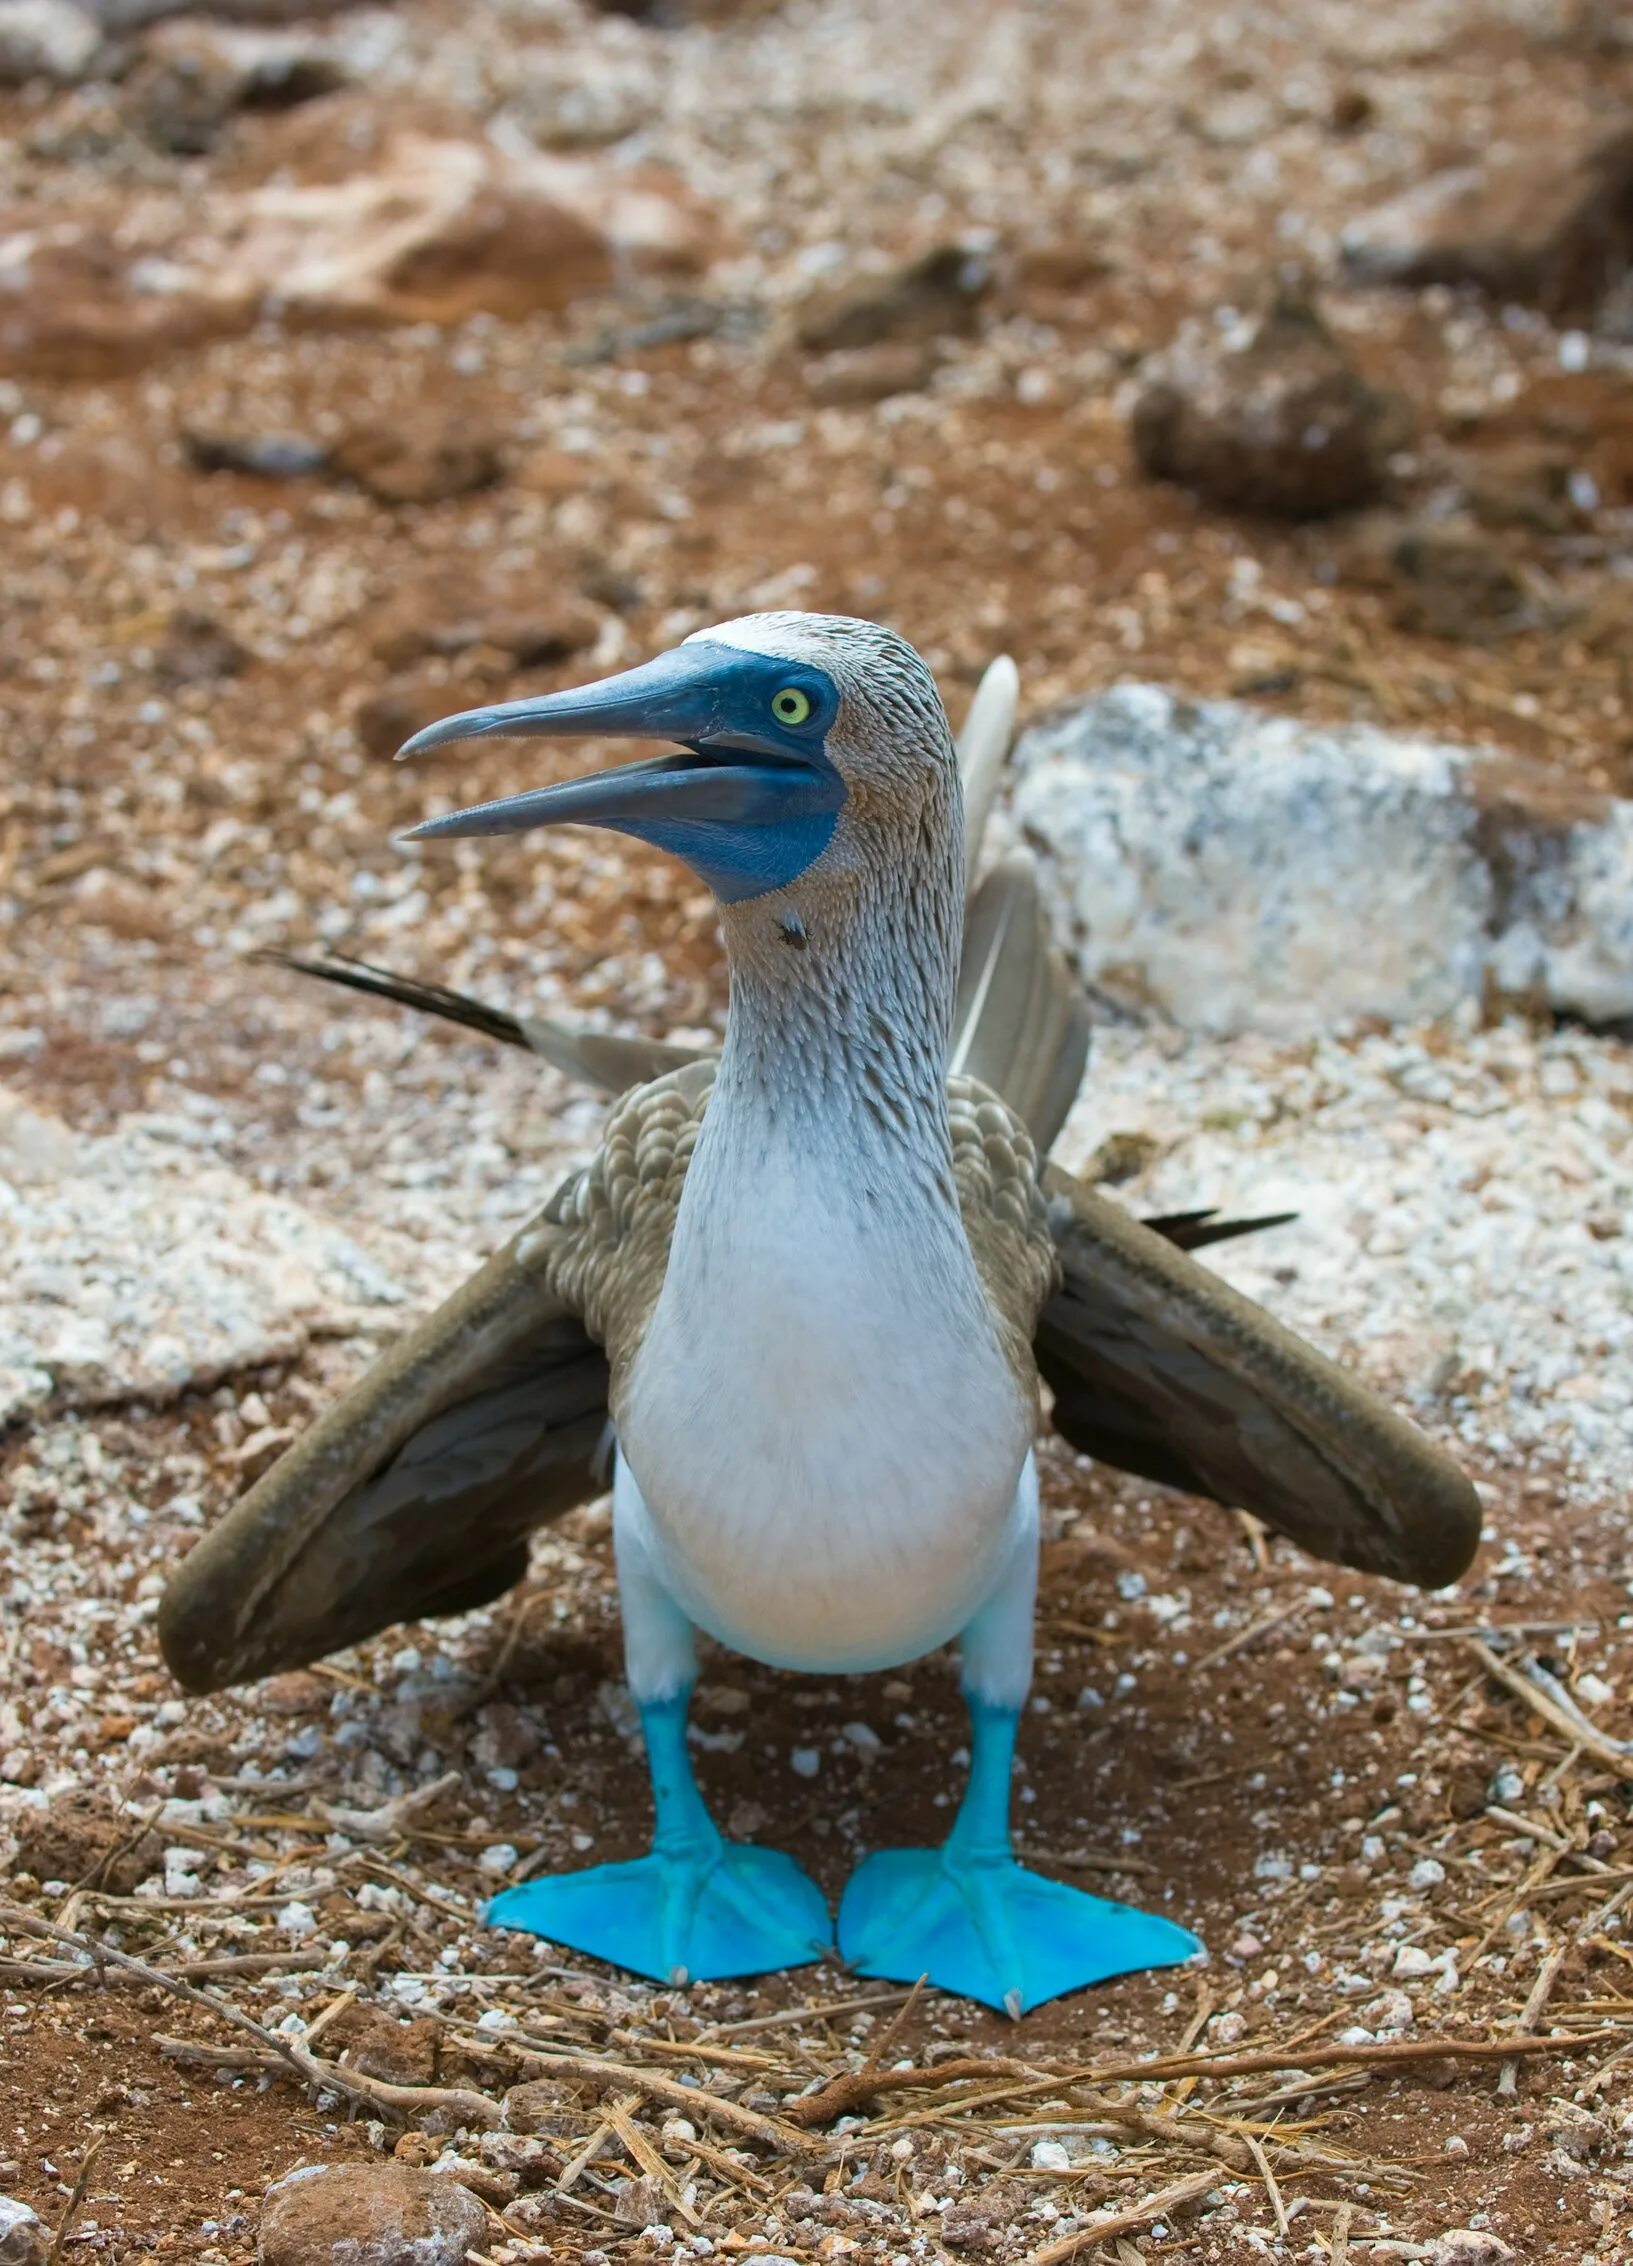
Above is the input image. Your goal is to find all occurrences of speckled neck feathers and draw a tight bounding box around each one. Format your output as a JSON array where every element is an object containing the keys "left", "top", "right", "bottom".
[{"left": 705, "top": 611, "right": 966, "bottom": 1199}]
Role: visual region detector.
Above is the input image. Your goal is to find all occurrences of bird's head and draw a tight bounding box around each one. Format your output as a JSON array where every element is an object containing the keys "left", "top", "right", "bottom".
[{"left": 398, "top": 612, "right": 960, "bottom": 930}]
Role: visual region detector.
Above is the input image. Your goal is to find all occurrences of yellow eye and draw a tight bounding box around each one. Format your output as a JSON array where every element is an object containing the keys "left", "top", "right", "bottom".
[{"left": 771, "top": 686, "right": 812, "bottom": 727}]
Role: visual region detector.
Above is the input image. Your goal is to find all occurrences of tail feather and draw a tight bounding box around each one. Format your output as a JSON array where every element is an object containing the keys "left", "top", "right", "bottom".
[
  {"left": 1144, "top": 1206, "right": 1298, "bottom": 1252},
  {"left": 258, "top": 953, "right": 531, "bottom": 1049},
  {"left": 951, "top": 850, "right": 1091, "bottom": 1156},
  {"left": 262, "top": 952, "right": 698, "bottom": 1096},
  {"left": 956, "top": 654, "right": 1019, "bottom": 892}
]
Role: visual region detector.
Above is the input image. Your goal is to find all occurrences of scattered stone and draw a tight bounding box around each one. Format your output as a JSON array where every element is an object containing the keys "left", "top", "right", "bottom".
[
  {"left": 1011, "top": 682, "right": 1633, "bottom": 1035},
  {"left": 1385, "top": 519, "right": 1550, "bottom": 643},
  {"left": 153, "top": 607, "right": 251, "bottom": 684},
  {"left": 793, "top": 243, "right": 992, "bottom": 354},
  {"left": 328, "top": 416, "right": 506, "bottom": 507},
  {"left": 1178, "top": 82, "right": 1284, "bottom": 150},
  {"left": 0, "top": 122, "right": 712, "bottom": 379},
  {"left": 503, "top": 2079, "right": 585, "bottom": 2136},
  {"left": 803, "top": 339, "right": 936, "bottom": 405},
  {"left": 1086, "top": 1129, "right": 1163, "bottom": 1185},
  {"left": 259, "top": 2162, "right": 486, "bottom": 2266},
  {"left": 337, "top": 2007, "right": 440, "bottom": 2086},
  {"left": 940, "top": 2203, "right": 1001, "bottom": 2253},
  {"left": 1459, "top": 443, "right": 1585, "bottom": 535},
  {"left": 258, "top": 1670, "right": 328, "bottom": 1715},
  {"left": 613, "top": 2173, "right": 670, "bottom": 2228},
  {"left": 1425, "top": 2235, "right": 1515, "bottom": 2266},
  {"left": 427, "top": 2156, "right": 516, "bottom": 2209},
  {"left": 0, "top": 2196, "right": 46, "bottom": 2266},
  {"left": 1341, "top": 120, "right": 1633, "bottom": 317},
  {"left": 125, "top": 20, "right": 347, "bottom": 154},
  {"left": 1131, "top": 282, "right": 1397, "bottom": 518},
  {"left": 510, "top": 50, "right": 655, "bottom": 149},
  {"left": 0, "top": 0, "right": 99, "bottom": 86},
  {"left": 1328, "top": 81, "right": 1374, "bottom": 135},
  {"left": 367, "top": 572, "right": 600, "bottom": 673},
  {"left": 181, "top": 426, "right": 330, "bottom": 480}
]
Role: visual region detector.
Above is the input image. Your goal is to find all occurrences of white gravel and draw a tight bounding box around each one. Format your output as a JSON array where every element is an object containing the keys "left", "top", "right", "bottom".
[{"left": 1057, "top": 1006, "right": 1633, "bottom": 1502}]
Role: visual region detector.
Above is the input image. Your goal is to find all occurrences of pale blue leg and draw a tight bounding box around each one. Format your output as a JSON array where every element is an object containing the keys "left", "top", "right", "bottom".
[
  {"left": 838, "top": 1456, "right": 1199, "bottom": 2015},
  {"left": 487, "top": 1452, "right": 831, "bottom": 1985}
]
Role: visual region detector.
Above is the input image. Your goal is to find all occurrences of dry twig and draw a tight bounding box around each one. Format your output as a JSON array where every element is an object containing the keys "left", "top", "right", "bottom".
[
  {"left": 1018, "top": 2168, "right": 1219, "bottom": 2266},
  {"left": 47, "top": 2138, "right": 104, "bottom": 2266},
  {"left": 1463, "top": 1641, "right": 1633, "bottom": 1774},
  {"left": 785, "top": 2054, "right": 1028, "bottom": 2128}
]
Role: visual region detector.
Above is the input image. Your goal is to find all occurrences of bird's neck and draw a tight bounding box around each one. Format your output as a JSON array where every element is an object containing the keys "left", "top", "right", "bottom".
[{"left": 708, "top": 820, "right": 963, "bottom": 1193}]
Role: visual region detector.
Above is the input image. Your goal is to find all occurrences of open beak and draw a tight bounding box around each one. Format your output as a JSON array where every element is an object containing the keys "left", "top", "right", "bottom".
[{"left": 395, "top": 642, "right": 843, "bottom": 903}]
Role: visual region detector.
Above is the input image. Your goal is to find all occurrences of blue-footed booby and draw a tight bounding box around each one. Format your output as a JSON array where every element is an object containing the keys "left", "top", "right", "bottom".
[{"left": 160, "top": 617, "right": 1482, "bottom": 2016}]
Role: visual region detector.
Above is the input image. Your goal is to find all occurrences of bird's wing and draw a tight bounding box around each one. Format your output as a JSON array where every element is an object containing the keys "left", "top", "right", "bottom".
[
  {"left": 158, "top": 1224, "right": 608, "bottom": 1692},
  {"left": 531, "top": 1061, "right": 716, "bottom": 1377},
  {"left": 158, "top": 1064, "right": 716, "bottom": 1691},
  {"left": 950, "top": 1076, "right": 1063, "bottom": 1388},
  {"left": 1034, "top": 1165, "right": 1482, "bottom": 1589},
  {"left": 950, "top": 850, "right": 1090, "bottom": 1155}
]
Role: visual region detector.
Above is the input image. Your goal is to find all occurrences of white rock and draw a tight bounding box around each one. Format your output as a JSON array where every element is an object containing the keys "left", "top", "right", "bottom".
[
  {"left": 1029, "top": 2140, "right": 1071, "bottom": 2171},
  {"left": 0, "top": 2195, "right": 46, "bottom": 2266},
  {"left": 1362, "top": 1987, "right": 1415, "bottom": 2033},
  {"left": 1393, "top": 1944, "right": 1435, "bottom": 1977},
  {"left": 1011, "top": 684, "right": 1633, "bottom": 1035},
  {"left": 1425, "top": 2234, "right": 1516, "bottom": 2265},
  {"left": 0, "top": 0, "right": 98, "bottom": 85},
  {"left": 0, "top": 1092, "right": 404, "bottom": 1422},
  {"left": 1055, "top": 1013, "right": 1633, "bottom": 1496}
]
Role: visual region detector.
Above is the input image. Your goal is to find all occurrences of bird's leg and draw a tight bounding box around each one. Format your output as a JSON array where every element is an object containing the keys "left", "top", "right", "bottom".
[
  {"left": 485, "top": 1451, "right": 832, "bottom": 1986},
  {"left": 838, "top": 1453, "right": 1199, "bottom": 2015}
]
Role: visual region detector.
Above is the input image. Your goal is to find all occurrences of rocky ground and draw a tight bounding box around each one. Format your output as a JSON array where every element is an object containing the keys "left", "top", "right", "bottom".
[{"left": 3, "top": 0, "right": 1633, "bottom": 2260}]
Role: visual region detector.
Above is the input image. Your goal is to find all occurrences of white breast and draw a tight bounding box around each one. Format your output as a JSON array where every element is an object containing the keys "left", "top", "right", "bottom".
[{"left": 619, "top": 1138, "right": 1033, "bottom": 1675}]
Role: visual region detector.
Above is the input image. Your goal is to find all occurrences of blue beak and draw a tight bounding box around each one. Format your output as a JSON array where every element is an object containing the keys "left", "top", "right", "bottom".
[{"left": 397, "top": 641, "right": 845, "bottom": 904}]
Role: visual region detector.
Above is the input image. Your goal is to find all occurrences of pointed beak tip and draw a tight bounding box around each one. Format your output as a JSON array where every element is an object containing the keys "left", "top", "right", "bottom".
[{"left": 394, "top": 726, "right": 449, "bottom": 765}]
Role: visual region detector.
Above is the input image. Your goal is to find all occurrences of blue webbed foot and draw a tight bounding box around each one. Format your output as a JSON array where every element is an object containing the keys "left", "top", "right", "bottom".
[
  {"left": 489, "top": 1840, "right": 831, "bottom": 1987},
  {"left": 485, "top": 1689, "right": 831, "bottom": 1986},
  {"left": 838, "top": 1845, "right": 1198, "bottom": 2016}
]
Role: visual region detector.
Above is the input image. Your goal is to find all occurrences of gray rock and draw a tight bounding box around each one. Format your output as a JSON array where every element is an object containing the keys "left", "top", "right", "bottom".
[
  {"left": 793, "top": 244, "right": 992, "bottom": 354},
  {"left": 0, "top": 2196, "right": 47, "bottom": 2266},
  {"left": 0, "top": 1092, "right": 404, "bottom": 1424},
  {"left": 125, "top": 20, "right": 349, "bottom": 154},
  {"left": 0, "top": 0, "right": 99, "bottom": 85},
  {"left": 1131, "top": 284, "right": 1396, "bottom": 520},
  {"left": 1341, "top": 122, "right": 1633, "bottom": 318},
  {"left": 1011, "top": 683, "right": 1633, "bottom": 1036},
  {"left": 260, "top": 2162, "right": 486, "bottom": 2266}
]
